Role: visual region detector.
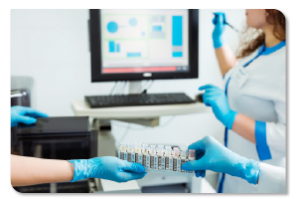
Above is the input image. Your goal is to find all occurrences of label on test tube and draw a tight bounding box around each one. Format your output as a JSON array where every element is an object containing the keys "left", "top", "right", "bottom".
[
  {"left": 154, "top": 156, "right": 158, "bottom": 170},
  {"left": 177, "top": 159, "right": 181, "bottom": 173},
  {"left": 142, "top": 155, "right": 147, "bottom": 167},
  {"left": 165, "top": 157, "right": 169, "bottom": 170},
  {"left": 158, "top": 156, "right": 162, "bottom": 169},
  {"left": 146, "top": 155, "right": 150, "bottom": 169},
  {"left": 161, "top": 157, "right": 165, "bottom": 170},
  {"left": 173, "top": 159, "right": 177, "bottom": 171},
  {"left": 164, "top": 146, "right": 172, "bottom": 171},
  {"left": 131, "top": 153, "right": 135, "bottom": 163},
  {"left": 120, "top": 152, "right": 124, "bottom": 160},
  {"left": 118, "top": 151, "right": 121, "bottom": 159},
  {"left": 150, "top": 156, "right": 154, "bottom": 169},
  {"left": 124, "top": 152, "right": 128, "bottom": 161},
  {"left": 127, "top": 153, "right": 132, "bottom": 162},
  {"left": 181, "top": 159, "right": 186, "bottom": 172},
  {"left": 138, "top": 154, "right": 143, "bottom": 164},
  {"left": 135, "top": 153, "right": 139, "bottom": 162},
  {"left": 169, "top": 158, "right": 173, "bottom": 171}
]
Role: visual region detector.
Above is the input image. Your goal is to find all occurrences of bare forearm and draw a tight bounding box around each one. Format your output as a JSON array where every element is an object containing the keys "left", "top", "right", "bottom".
[
  {"left": 215, "top": 44, "right": 238, "bottom": 76},
  {"left": 11, "top": 155, "right": 74, "bottom": 187},
  {"left": 231, "top": 113, "right": 256, "bottom": 144}
]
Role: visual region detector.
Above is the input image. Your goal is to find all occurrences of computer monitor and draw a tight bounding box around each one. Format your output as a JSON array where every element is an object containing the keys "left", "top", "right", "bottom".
[{"left": 89, "top": 9, "right": 198, "bottom": 82}]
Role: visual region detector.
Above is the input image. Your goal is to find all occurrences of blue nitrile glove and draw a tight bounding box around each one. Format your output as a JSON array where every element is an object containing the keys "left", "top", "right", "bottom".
[
  {"left": 68, "top": 156, "right": 147, "bottom": 183},
  {"left": 182, "top": 136, "right": 260, "bottom": 185},
  {"left": 11, "top": 106, "right": 49, "bottom": 127},
  {"left": 212, "top": 12, "right": 226, "bottom": 49},
  {"left": 199, "top": 84, "right": 237, "bottom": 129}
]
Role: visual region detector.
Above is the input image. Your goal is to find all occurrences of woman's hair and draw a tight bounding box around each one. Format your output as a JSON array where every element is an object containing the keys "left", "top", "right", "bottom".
[{"left": 236, "top": 9, "right": 286, "bottom": 59}]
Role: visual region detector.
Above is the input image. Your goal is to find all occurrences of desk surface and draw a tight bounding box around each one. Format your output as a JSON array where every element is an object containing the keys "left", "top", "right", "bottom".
[{"left": 71, "top": 99, "right": 211, "bottom": 119}]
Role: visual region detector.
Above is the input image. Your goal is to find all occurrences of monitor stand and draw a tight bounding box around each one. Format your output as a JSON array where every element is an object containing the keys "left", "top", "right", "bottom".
[{"left": 128, "top": 81, "right": 142, "bottom": 94}]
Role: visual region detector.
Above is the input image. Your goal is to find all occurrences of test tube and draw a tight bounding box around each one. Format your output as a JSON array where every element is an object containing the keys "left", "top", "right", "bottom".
[
  {"left": 149, "top": 145, "right": 157, "bottom": 169},
  {"left": 119, "top": 142, "right": 127, "bottom": 152},
  {"left": 127, "top": 143, "right": 134, "bottom": 162},
  {"left": 164, "top": 146, "right": 173, "bottom": 171},
  {"left": 142, "top": 144, "right": 149, "bottom": 155},
  {"left": 188, "top": 149, "right": 195, "bottom": 173},
  {"left": 189, "top": 149, "right": 195, "bottom": 161},
  {"left": 180, "top": 149, "right": 187, "bottom": 172},
  {"left": 134, "top": 143, "right": 142, "bottom": 163},
  {"left": 156, "top": 145, "right": 164, "bottom": 170},
  {"left": 119, "top": 142, "right": 127, "bottom": 160},
  {"left": 142, "top": 144, "right": 149, "bottom": 167},
  {"left": 172, "top": 147, "right": 180, "bottom": 171}
]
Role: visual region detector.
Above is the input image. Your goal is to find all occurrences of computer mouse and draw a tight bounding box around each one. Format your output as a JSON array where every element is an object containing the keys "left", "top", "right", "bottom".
[{"left": 196, "top": 93, "right": 204, "bottom": 103}]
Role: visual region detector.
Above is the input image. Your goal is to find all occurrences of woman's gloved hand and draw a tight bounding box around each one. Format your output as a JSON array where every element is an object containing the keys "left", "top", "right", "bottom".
[
  {"left": 199, "top": 84, "right": 237, "bottom": 129},
  {"left": 11, "top": 106, "right": 48, "bottom": 127},
  {"left": 182, "top": 136, "right": 260, "bottom": 185},
  {"left": 212, "top": 12, "right": 226, "bottom": 49},
  {"left": 68, "top": 157, "right": 147, "bottom": 183}
]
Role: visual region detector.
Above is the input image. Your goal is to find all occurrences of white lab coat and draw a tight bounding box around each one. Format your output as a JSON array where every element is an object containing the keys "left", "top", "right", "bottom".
[
  {"left": 220, "top": 42, "right": 286, "bottom": 193},
  {"left": 257, "top": 163, "right": 286, "bottom": 193}
]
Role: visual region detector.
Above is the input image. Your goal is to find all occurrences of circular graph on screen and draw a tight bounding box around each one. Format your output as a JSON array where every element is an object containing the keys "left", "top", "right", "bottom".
[
  {"left": 107, "top": 21, "right": 118, "bottom": 33},
  {"left": 129, "top": 18, "right": 137, "bottom": 26}
]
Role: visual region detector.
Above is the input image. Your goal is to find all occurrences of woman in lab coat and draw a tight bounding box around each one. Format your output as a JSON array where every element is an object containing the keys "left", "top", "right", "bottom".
[{"left": 199, "top": 9, "right": 286, "bottom": 193}]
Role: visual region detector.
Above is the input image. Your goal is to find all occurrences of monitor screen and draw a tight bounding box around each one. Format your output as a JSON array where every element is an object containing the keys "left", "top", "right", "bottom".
[
  {"left": 100, "top": 9, "right": 189, "bottom": 74},
  {"left": 89, "top": 9, "right": 198, "bottom": 82}
]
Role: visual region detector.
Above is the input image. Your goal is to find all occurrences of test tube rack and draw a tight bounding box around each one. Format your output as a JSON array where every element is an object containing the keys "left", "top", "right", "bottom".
[{"left": 118, "top": 143, "right": 195, "bottom": 177}]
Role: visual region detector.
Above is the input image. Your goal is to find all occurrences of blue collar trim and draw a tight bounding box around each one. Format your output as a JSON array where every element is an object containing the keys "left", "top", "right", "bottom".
[{"left": 260, "top": 40, "right": 286, "bottom": 56}]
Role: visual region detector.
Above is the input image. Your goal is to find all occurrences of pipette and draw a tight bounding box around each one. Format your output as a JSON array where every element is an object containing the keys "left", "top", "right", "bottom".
[{"left": 213, "top": 13, "right": 239, "bottom": 32}]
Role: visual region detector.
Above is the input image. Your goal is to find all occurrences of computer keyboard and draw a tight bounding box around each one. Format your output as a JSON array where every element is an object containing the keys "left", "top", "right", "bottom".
[{"left": 85, "top": 93, "right": 196, "bottom": 108}]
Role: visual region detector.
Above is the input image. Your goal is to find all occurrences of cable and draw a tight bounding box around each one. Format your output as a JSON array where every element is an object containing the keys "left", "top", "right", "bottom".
[
  {"left": 110, "top": 81, "right": 118, "bottom": 95},
  {"left": 135, "top": 80, "right": 150, "bottom": 93},
  {"left": 143, "top": 80, "right": 154, "bottom": 93},
  {"left": 114, "top": 82, "right": 124, "bottom": 95},
  {"left": 155, "top": 116, "right": 176, "bottom": 128},
  {"left": 118, "top": 124, "right": 131, "bottom": 144},
  {"left": 116, "top": 81, "right": 127, "bottom": 95}
]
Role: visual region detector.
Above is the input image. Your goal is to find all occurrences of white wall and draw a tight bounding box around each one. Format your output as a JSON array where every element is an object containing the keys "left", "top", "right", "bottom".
[{"left": 11, "top": 9, "right": 245, "bottom": 147}]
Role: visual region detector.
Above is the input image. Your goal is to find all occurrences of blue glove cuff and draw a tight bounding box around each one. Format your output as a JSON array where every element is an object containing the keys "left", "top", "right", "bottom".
[
  {"left": 213, "top": 37, "right": 224, "bottom": 49},
  {"left": 242, "top": 159, "right": 260, "bottom": 185},
  {"left": 68, "top": 159, "right": 91, "bottom": 182},
  {"left": 224, "top": 111, "right": 238, "bottom": 130}
]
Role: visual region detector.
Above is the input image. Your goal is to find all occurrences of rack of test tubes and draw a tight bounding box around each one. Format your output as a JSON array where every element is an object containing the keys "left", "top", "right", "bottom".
[{"left": 118, "top": 142, "right": 195, "bottom": 177}]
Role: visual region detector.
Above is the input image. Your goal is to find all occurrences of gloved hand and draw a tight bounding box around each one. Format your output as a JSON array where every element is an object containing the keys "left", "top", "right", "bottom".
[
  {"left": 212, "top": 12, "right": 226, "bottom": 49},
  {"left": 182, "top": 136, "right": 260, "bottom": 185},
  {"left": 68, "top": 156, "right": 147, "bottom": 183},
  {"left": 11, "top": 106, "right": 48, "bottom": 127},
  {"left": 199, "top": 84, "right": 237, "bottom": 129}
]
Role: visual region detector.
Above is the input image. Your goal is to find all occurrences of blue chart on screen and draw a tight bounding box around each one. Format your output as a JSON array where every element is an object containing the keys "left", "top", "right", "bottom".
[
  {"left": 129, "top": 18, "right": 137, "bottom": 26},
  {"left": 107, "top": 22, "right": 118, "bottom": 33}
]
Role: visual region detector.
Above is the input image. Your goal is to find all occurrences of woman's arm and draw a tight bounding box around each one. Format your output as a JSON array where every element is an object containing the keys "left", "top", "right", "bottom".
[
  {"left": 215, "top": 44, "right": 238, "bottom": 76},
  {"left": 11, "top": 155, "right": 147, "bottom": 187},
  {"left": 11, "top": 155, "right": 74, "bottom": 187},
  {"left": 231, "top": 113, "right": 256, "bottom": 143},
  {"left": 212, "top": 13, "right": 238, "bottom": 76}
]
